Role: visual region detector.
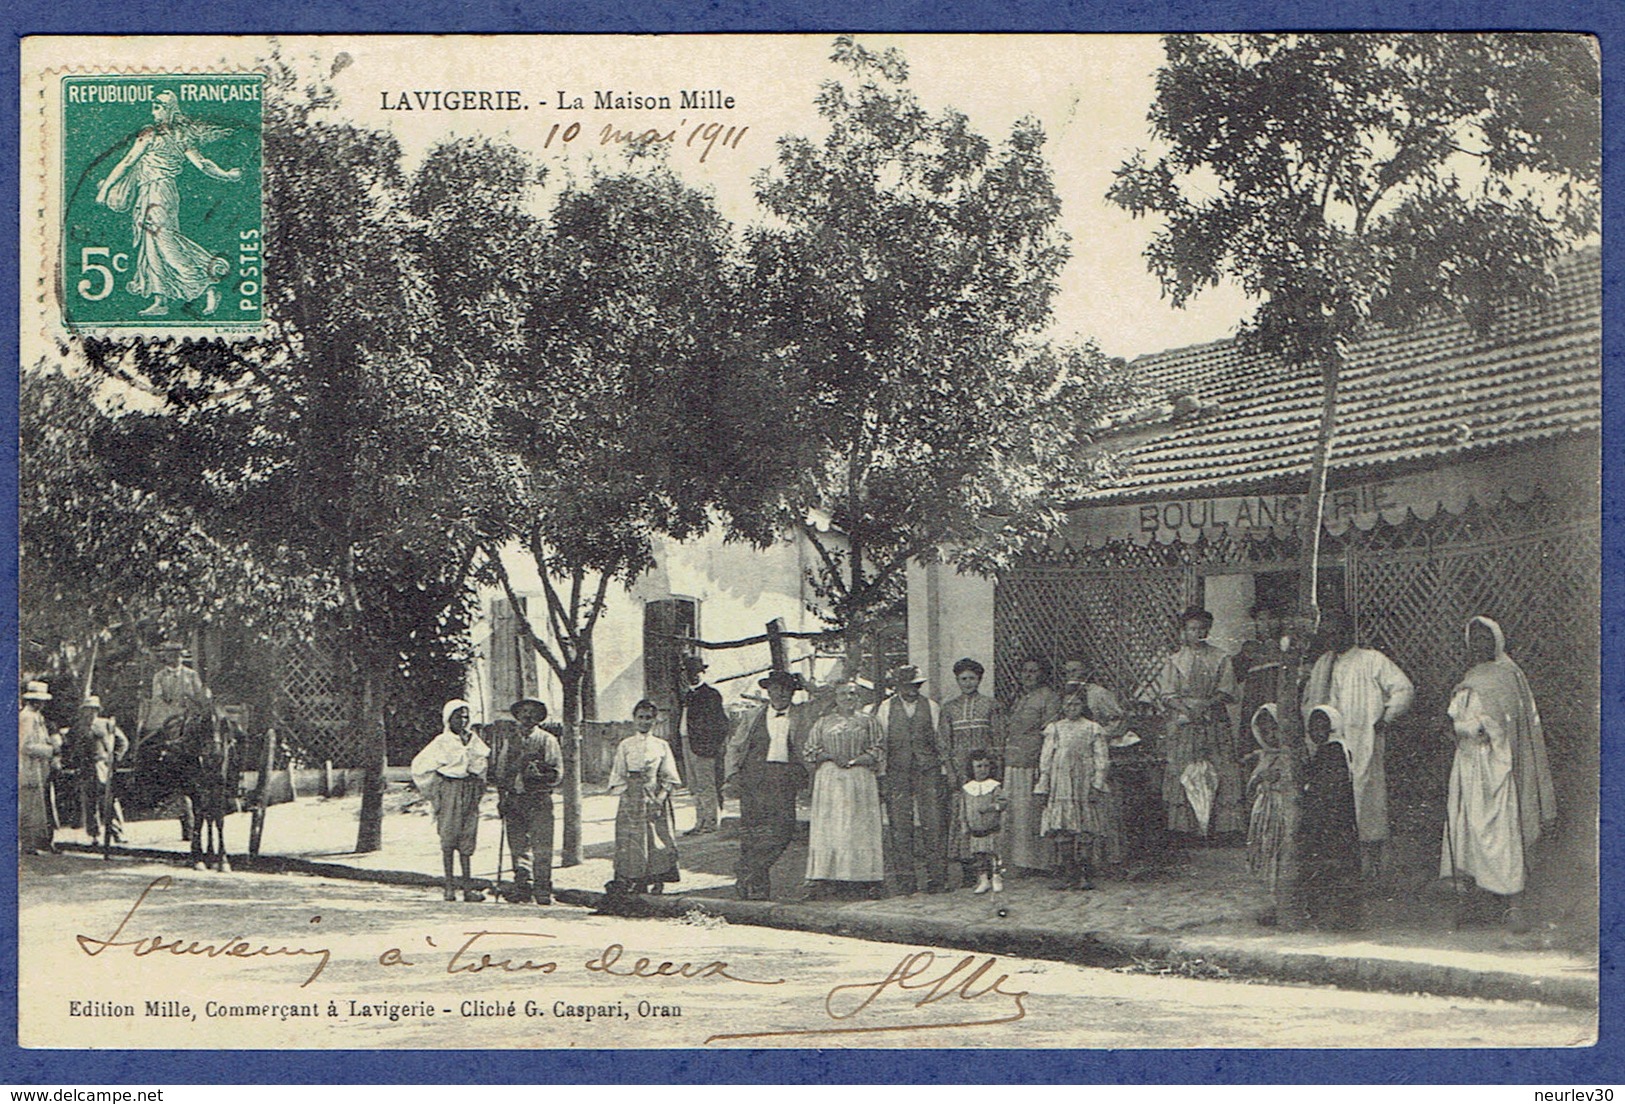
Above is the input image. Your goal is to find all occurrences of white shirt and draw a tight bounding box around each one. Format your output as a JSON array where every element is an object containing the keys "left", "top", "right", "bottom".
[
  {"left": 899, "top": 699, "right": 918, "bottom": 718},
  {"left": 766, "top": 710, "right": 791, "bottom": 763}
]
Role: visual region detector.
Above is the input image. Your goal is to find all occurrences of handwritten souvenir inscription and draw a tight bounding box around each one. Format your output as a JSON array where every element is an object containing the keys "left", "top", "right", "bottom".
[
  {"left": 60, "top": 74, "right": 264, "bottom": 333},
  {"left": 70, "top": 876, "right": 1031, "bottom": 1042}
]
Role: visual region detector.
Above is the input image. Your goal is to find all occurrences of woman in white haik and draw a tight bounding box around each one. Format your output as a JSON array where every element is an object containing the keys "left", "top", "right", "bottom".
[
  {"left": 411, "top": 699, "right": 491, "bottom": 902},
  {"left": 1442, "top": 616, "right": 1557, "bottom": 933}
]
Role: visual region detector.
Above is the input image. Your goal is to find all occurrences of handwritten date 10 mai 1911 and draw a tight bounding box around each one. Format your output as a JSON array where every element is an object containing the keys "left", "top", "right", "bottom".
[{"left": 75, "top": 877, "right": 785, "bottom": 989}]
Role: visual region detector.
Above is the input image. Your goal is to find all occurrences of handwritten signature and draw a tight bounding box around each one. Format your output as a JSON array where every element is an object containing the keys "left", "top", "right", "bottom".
[{"left": 705, "top": 951, "right": 1029, "bottom": 1044}]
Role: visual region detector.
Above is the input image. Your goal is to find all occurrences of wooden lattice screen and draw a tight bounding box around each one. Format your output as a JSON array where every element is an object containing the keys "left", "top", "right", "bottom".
[
  {"left": 1350, "top": 518, "right": 1601, "bottom": 756},
  {"left": 995, "top": 566, "right": 1194, "bottom": 704},
  {"left": 271, "top": 633, "right": 358, "bottom": 766}
]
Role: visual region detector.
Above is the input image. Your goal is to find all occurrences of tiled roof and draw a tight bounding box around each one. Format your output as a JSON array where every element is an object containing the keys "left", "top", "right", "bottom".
[{"left": 1080, "top": 250, "right": 1601, "bottom": 502}]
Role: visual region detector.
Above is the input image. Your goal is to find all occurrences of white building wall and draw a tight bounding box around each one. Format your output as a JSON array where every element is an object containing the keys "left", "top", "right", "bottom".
[
  {"left": 473, "top": 529, "right": 843, "bottom": 723},
  {"left": 906, "top": 559, "right": 997, "bottom": 702}
]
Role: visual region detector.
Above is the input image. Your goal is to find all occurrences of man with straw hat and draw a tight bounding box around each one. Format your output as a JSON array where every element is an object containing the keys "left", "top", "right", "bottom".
[
  {"left": 19, "top": 681, "right": 61, "bottom": 854},
  {"left": 724, "top": 669, "right": 809, "bottom": 900}
]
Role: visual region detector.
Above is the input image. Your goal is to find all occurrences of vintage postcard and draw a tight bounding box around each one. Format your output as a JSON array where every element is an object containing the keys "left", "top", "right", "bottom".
[{"left": 16, "top": 33, "right": 1601, "bottom": 1055}]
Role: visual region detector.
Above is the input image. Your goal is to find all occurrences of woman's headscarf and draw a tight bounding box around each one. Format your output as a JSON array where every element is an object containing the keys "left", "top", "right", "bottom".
[
  {"left": 441, "top": 698, "right": 472, "bottom": 735},
  {"left": 1250, "top": 703, "right": 1283, "bottom": 751},
  {"left": 1458, "top": 616, "right": 1557, "bottom": 847},
  {"left": 1306, "top": 704, "right": 1346, "bottom": 746}
]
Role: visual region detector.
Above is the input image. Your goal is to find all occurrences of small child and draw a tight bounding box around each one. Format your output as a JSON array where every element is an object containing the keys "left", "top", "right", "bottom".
[
  {"left": 1244, "top": 703, "right": 1296, "bottom": 925},
  {"left": 1035, "top": 693, "right": 1109, "bottom": 891},
  {"left": 956, "top": 749, "right": 1007, "bottom": 894}
]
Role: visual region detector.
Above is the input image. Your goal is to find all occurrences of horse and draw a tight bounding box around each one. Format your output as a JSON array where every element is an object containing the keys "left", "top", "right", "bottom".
[{"left": 130, "top": 706, "right": 243, "bottom": 871}]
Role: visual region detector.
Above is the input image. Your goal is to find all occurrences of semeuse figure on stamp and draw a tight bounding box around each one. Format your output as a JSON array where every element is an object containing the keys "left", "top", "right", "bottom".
[
  {"left": 95, "top": 89, "right": 241, "bottom": 317},
  {"left": 723, "top": 669, "right": 809, "bottom": 900}
]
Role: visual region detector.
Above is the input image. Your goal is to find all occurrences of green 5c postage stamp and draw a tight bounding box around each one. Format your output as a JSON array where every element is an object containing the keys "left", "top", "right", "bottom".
[{"left": 61, "top": 73, "right": 263, "bottom": 334}]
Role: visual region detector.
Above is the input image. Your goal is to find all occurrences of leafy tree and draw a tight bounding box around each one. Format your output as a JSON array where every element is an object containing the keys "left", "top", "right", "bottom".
[
  {"left": 77, "top": 57, "right": 482, "bottom": 850},
  {"left": 1107, "top": 33, "right": 1600, "bottom": 641},
  {"left": 19, "top": 366, "right": 336, "bottom": 689},
  {"left": 745, "top": 36, "right": 1124, "bottom": 673},
  {"left": 416, "top": 145, "right": 764, "bottom": 864}
]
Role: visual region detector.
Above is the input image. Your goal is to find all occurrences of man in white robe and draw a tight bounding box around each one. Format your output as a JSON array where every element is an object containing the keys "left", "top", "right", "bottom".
[{"left": 1301, "top": 610, "right": 1413, "bottom": 880}]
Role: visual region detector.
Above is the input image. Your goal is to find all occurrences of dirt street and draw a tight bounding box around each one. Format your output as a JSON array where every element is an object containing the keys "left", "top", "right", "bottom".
[{"left": 18, "top": 853, "right": 1594, "bottom": 1050}]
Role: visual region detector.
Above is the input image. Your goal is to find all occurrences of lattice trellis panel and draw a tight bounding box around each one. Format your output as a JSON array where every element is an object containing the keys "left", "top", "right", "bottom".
[
  {"left": 995, "top": 566, "right": 1194, "bottom": 705},
  {"left": 271, "top": 634, "right": 359, "bottom": 766},
  {"left": 1351, "top": 520, "right": 1600, "bottom": 756}
]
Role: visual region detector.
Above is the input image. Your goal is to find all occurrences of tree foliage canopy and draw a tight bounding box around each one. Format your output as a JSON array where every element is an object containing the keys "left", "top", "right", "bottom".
[
  {"left": 1108, "top": 33, "right": 1601, "bottom": 360},
  {"left": 746, "top": 36, "right": 1126, "bottom": 633}
]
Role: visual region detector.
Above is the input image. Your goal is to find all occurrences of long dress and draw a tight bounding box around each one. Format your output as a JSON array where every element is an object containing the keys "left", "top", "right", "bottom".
[
  {"left": 1145, "top": 642, "right": 1242, "bottom": 834},
  {"left": 1302, "top": 646, "right": 1414, "bottom": 842},
  {"left": 1296, "top": 707, "right": 1361, "bottom": 930},
  {"left": 1003, "top": 686, "right": 1061, "bottom": 870},
  {"left": 1440, "top": 616, "right": 1557, "bottom": 896},
  {"left": 804, "top": 712, "right": 886, "bottom": 883},
  {"left": 1245, "top": 704, "right": 1297, "bottom": 899},
  {"left": 107, "top": 123, "right": 228, "bottom": 303},
  {"left": 608, "top": 733, "right": 682, "bottom": 888},
  {"left": 18, "top": 707, "right": 58, "bottom": 853},
  {"left": 1035, "top": 718, "right": 1108, "bottom": 838}
]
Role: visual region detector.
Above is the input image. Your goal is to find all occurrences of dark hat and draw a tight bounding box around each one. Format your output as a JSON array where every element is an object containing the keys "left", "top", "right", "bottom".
[
  {"left": 951, "top": 657, "right": 985, "bottom": 678},
  {"left": 891, "top": 664, "right": 927, "bottom": 685},
  {"left": 509, "top": 698, "right": 548, "bottom": 718},
  {"left": 1178, "top": 606, "right": 1214, "bottom": 628},
  {"left": 758, "top": 669, "right": 801, "bottom": 691},
  {"left": 683, "top": 655, "right": 708, "bottom": 674}
]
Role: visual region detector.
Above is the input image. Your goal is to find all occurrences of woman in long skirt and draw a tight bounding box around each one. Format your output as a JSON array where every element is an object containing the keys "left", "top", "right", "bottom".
[
  {"left": 804, "top": 680, "right": 886, "bottom": 898},
  {"left": 1245, "top": 703, "right": 1298, "bottom": 924},
  {"left": 1003, "top": 657, "right": 1060, "bottom": 876},
  {"left": 607, "top": 700, "right": 682, "bottom": 895},
  {"left": 1035, "top": 693, "right": 1109, "bottom": 891},
  {"left": 411, "top": 699, "right": 491, "bottom": 902}
]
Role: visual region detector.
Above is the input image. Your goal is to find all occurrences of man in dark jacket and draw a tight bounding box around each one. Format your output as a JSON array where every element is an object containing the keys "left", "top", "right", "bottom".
[
  {"left": 723, "top": 670, "right": 808, "bottom": 900},
  {"left": 679, "top": 656, "right": 729, "bottom": 835}
]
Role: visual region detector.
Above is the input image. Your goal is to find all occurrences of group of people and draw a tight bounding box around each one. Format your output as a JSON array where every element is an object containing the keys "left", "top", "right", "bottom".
[
  {"left": 16, "top": 641, "right": 203, "bottom": 856},
  {"left": 1212, "top": 606, "right": 1556, "bottom": 933},
  {"left": 401, "top": 602, "right": 1557, "bottom": 933}
]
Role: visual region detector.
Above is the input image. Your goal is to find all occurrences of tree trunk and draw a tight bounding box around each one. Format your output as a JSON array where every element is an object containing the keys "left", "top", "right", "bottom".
[
  {"left": 558, "top": 663, "right": 583, "bottom": 867},
  {"left": 354, "top": 668, "right": 385, "bottom": 853},
  {"left": 1281, "top": 348, "right": 1343, "bottom": 739}
]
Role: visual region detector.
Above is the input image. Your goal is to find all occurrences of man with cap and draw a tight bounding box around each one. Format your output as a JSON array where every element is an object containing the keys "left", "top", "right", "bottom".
[
  {"left": 141, "top": 641, "right": 207, "bottom": 742},
  {"left": 868, "top": 664, "right": 946, "bottom": 894},
  {"left": 72, "top": 695, "right": 129, "bottom": 843},
  {"left": 678, "top": 655, "right": 729, "bottom": 836},
  {"left": 723, "top": 669, "right": 810, "bottom": 900},
  {"left": 19, "top": 681, "right": 61, "bottom": 854},
  {"left": 494, "top": 698, "right": 563, "bottom": 905}
]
